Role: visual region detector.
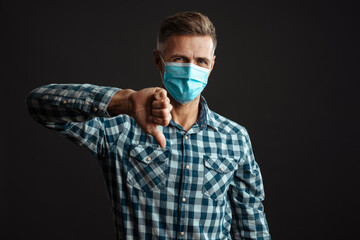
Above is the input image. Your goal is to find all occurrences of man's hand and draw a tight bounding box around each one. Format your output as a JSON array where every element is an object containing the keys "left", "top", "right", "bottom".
[{"left": 108, "top": 87, "right": 172, "bottom": 148}]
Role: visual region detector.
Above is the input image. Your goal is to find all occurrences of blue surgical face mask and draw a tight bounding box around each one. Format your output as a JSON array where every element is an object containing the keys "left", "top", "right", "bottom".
[{"left": 160, "top": 56, "right": 210, "bottom": 104}]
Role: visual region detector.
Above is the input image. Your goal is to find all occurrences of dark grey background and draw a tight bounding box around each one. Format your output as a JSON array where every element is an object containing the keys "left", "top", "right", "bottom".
[{"left": 1, "top": 0, "right": 359, "bottom": 239}]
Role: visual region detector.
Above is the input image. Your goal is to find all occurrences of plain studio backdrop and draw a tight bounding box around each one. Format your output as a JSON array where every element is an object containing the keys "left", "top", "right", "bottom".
[{"left": 1, "top": 0, "right": 359, "bottom": 239}]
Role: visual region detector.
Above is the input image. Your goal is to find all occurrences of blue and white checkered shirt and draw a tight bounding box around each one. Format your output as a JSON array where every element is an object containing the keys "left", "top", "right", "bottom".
[{"left": 27, "top": 84, "right": 270, "bottom": 240}]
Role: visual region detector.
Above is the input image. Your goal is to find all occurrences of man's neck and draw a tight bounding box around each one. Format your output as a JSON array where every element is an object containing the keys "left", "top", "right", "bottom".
[{"left": 170, "top": 97, "right": 200, "bottom": 131}]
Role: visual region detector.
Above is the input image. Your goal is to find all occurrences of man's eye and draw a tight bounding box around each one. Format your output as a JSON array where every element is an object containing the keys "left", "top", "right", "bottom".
[
  {"left": 199, "top": 60, "right": 209, "bottom": 66},
  {"left": 174, "top": 57, "right": 184, "bottom": 61}
]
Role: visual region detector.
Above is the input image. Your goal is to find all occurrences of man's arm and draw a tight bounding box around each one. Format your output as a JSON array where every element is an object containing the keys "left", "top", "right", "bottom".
[
  {"left": 27, "top": 83, "right": 120, "bottom": 124},
  {"left": 26, "top": 83, "right": 172, "bottom": 152},
  {"left": 229, "top": 132, "right": 271, "bottom": 239}
]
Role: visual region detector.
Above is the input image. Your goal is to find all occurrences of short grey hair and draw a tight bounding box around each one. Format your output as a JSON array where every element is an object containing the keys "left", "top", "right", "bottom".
[{"left": 157, "top": 11, "right": 217, "bottom": 54}]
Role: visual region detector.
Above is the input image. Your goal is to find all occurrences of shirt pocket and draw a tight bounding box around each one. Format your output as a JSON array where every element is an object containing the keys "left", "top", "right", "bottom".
[
  {"left": 202, "top": 155, "right": 239, "bottom": 201},
  {"left": 127, "top": 145, "right": 170, "bottom": 192}
]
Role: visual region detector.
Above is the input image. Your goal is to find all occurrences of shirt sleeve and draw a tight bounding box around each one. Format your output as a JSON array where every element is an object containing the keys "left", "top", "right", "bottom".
[
  {"left": 229, "top": 132, "right": 271, "bottom": 239},
  {"left": 26, "top": 83, "right": 122, "bottom": 158}
]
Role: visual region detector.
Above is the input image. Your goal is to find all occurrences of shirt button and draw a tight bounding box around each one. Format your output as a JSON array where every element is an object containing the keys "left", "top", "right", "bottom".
[
  {"left": 62, "top": 100, "right": 67, "bottom": 104},
  {"left": 180, "top": 232, "right": 185, "bottom": 236},
  {"left": 201, "top": 124, "right": 205, "bottom": 128},
  {"left": 92, "top": 107, "right": 98, "bottom": 112},
  {"left": 146, "top": 157, "right": 151, "bottom": 161},
  {"left": 220, "top": 167, "right": 224, "bottom": 171},
  {"left": 185, "top": 165, "right": 190, "bottom": 170},
  {"left": 182, "top": 197, "right": 186, "bottom": 202},
  {"left": 184, "top": 136, "right": 188, "bottom": 140}
]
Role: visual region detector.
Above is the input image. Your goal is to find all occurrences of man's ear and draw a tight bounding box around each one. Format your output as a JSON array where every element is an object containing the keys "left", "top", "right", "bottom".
[{"left": 153, "top": 49, "right": 162, "bottom": 71}]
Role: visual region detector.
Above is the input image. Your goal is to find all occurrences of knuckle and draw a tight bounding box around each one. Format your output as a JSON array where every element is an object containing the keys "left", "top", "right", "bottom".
[
  {"left": 160, "top": 90, "right": 167, "bottom": 98},
  {"left": 152, "top": 101, "right": 160, "bottom": 108},
  {"left": 155, "top": 117, "right": 163, "bottom": 125},
  {"left": 157, "top": 101, "right": 165, "bottom": 108},
  {"left": 155, "top": 117, "right": 165, "bottom": 124},
  {"left": 161, "top": 110, "right": 168, "bottom": 117}
]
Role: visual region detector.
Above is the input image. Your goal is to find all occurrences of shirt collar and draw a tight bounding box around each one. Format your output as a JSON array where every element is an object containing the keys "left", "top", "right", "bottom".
[
  {"left": 168, "top": 96, "right": 219, "bottom": 132},
  {"left": 198, "top": 96, "right": 219, "bottom": 132}
]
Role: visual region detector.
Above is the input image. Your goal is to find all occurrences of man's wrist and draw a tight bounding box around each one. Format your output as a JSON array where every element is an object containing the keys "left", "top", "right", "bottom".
[{"left": 107, "top": 89, "right": 136, "bottom": 116}]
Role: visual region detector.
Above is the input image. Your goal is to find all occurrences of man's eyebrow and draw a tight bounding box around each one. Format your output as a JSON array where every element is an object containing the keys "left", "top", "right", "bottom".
[
  {"left": 196, "top": 57, "right": 211, "bottom": 62},
  {"left": 169, "top": 54, "right": 190, "bottom": 60},
  {"left": 170, "top": 54, "right": 211, "bottom": 62}
]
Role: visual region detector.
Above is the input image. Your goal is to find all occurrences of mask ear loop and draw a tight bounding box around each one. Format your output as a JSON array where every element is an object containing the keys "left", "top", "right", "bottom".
[{"left": 157, "top": 51, "right": 166, "bottom": 81}]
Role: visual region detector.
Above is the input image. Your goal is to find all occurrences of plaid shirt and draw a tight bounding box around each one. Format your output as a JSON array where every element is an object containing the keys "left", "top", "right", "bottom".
[{"left": 27, "top": 84, "right": 270, "bottom": 240}]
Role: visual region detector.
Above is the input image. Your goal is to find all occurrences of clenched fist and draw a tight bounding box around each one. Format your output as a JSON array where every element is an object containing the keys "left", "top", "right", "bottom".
[{"left": 108, "top": 87, "right": 173, "bottom": 148}]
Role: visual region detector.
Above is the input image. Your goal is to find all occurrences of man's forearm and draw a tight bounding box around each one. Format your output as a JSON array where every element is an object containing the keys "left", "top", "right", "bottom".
[
  {"left": 107, "top": 89, "right": 135, "bottom": 117},
  {"left": 27, "top": 83, "right": 121, "bottom": 124}
]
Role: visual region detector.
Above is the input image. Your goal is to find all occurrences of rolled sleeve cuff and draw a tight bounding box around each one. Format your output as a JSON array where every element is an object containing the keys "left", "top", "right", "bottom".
[{"left": 87, "top": 86, "right": 121, "bottom": 117}]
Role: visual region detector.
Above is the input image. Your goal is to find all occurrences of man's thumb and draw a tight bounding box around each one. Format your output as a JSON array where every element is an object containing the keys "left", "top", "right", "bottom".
[{"left": 148, "top": 127, "right": 166, "bottom": 148}]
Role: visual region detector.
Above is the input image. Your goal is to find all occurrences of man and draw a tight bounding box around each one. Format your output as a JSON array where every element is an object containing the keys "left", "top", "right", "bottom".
[{"left": 27, "top": 11, "right": 270, "bottom": 240}]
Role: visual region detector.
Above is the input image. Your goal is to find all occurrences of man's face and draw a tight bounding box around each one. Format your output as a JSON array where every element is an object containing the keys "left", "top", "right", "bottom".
[{"left": 155, "top": 35, "right": 216, "bottom": 75}]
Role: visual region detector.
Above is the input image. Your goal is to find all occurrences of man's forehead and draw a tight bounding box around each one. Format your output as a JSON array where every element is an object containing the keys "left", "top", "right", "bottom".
[{"left": 160, "top": 35, "right": 214, "bottom": 57}]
